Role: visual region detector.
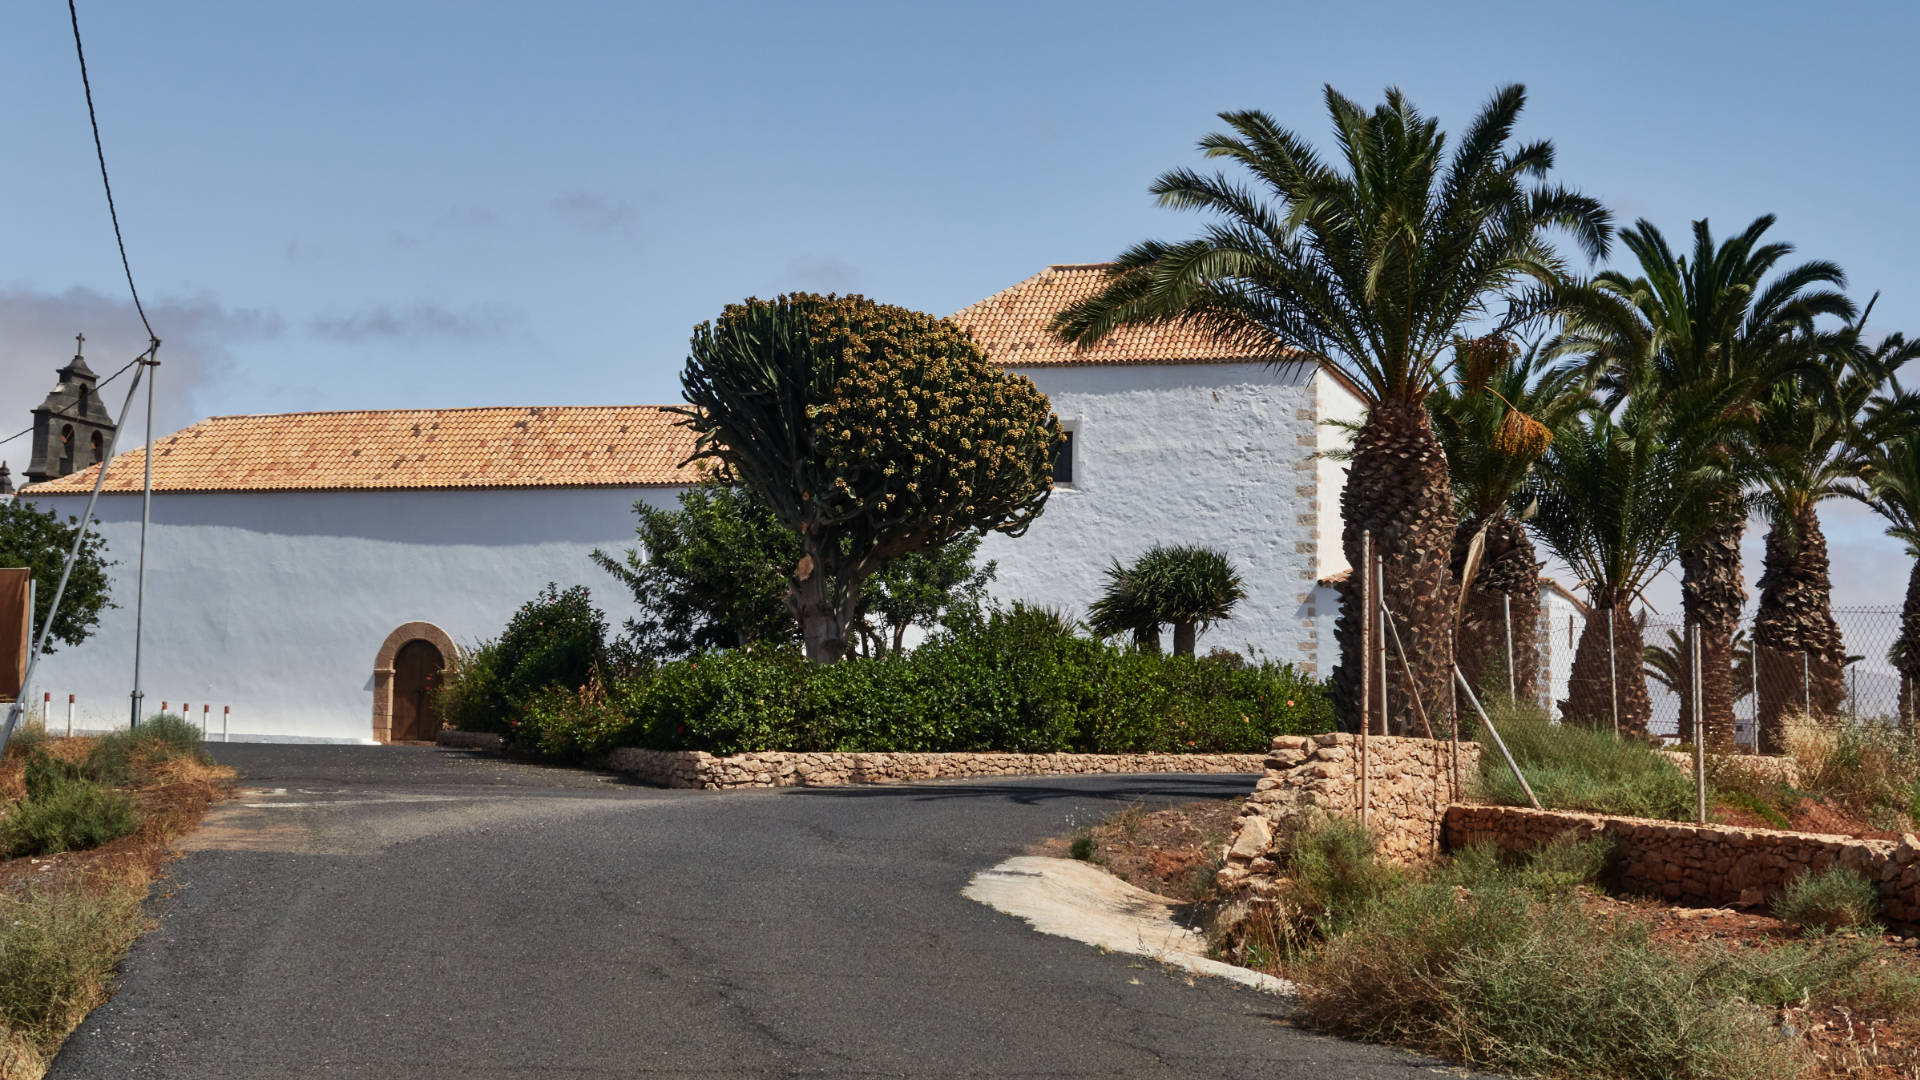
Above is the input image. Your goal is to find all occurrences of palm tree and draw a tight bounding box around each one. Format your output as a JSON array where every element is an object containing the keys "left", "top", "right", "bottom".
[
  {"left": 1051, "top": 85, "right": 1609, "bottom": 733},
  {"left": 1748, "top": 320, "right": 1911, "bottom": 748},
  {"left": 1527, "top": 401, "right": 1691, "bottom": 734},
  {"left": 1090, "top": 545, "right": 1247, "bottom": 657},
  {"left": 1646, "top": 627, "right": 1752, "bottom": 704},
  {"left": 1087, "top": 558, "right": 1163, "bottom": 653},
  {"left": 1561, "top": 217, "right": 1854, "bottom": 750},
  {"left": 1430, "top": 336, "right": 1590, "bottom": 703},
  {"left": 1845, "top": 371, "right": 1920, "bottom": 719}
]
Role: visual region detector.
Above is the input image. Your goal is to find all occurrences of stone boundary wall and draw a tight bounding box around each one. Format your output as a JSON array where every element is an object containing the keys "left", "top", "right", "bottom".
[
  {"left": 1445, "top": 804, "right": 1920, "bottom": 928},
  {"left": 1659, "top": 750, "right": 1801, "bottom": 787},
  {"left": 1219, "top": 734, "right": 1483, "bottom": 888},
  {"left": 601, "top": 747, "right": 1269, "bottom": 790}
]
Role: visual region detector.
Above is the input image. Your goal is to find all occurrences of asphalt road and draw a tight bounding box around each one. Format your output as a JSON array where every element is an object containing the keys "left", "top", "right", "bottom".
[{"left": 51, "top": 745, "right": 1460, "bottom": 1079}]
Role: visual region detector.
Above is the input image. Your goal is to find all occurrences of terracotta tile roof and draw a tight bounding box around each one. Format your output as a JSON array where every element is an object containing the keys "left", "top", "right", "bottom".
[
  {"left": 953, "top": 263, "right": 1273, "bottom": 367},
  {"left": 25, "top": 406, "right": 704, "bottom": 494}
]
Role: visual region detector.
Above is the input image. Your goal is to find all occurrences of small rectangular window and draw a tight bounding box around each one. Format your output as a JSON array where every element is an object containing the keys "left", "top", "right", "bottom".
[{"left": 1053, "top": 427, "right": 1075, "bottom": 486}]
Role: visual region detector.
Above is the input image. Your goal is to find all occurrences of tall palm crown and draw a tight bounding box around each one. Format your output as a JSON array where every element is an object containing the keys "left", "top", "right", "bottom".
[
  {"left": 1430, "top": 337, "right": 1590, "bottom": 526},
  {"left": 1561, "top": 215, "right": 1854, "bottom": 749},
  {"left": 1053, "top": 86, "right": 1610, "bottom": 408},
  {"left": 1052, "top": 85, "right": 1609, "bottom": 733}
]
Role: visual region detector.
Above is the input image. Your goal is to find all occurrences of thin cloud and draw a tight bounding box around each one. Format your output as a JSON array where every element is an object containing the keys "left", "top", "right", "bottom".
[
  {"left": 0, "top": 285, "right": 281, "bottom": 469},
  {"left": 551, "top": 191, "right": 637, "bottom": 235},
  {"left": 308, "top": 303, "right": 507, "bottom": 343},
  {"left": 786, "top": 257, "right": 859, "bottom": 294}
]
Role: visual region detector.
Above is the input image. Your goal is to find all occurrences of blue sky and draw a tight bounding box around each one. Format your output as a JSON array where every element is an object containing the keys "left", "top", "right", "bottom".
[{"left": 3, "top": 0, "right": 1917, "bottom": 609}]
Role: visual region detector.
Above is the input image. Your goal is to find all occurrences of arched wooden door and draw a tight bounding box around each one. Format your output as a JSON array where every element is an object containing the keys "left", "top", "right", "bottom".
[{"left": 389, "top": 639, "right": 446, "bottom": 742}]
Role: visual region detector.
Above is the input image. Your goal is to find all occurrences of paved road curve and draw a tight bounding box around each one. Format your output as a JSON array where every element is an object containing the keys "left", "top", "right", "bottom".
[{"left": 52, "top": 746, "right": 1457, "bottom": 1079}]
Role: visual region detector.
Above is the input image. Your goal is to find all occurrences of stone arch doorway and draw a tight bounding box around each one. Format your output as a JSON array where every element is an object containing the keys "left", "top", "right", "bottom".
[{"left": 372, "top": 622, "right": 456, "bottom": 744}]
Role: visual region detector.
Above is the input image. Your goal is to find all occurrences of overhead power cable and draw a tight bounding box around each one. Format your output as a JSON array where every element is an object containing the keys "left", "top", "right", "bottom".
[
  {"left": 68, "top": 0, "right": 156, "bottom": 346},
  {"left": 0, "top": 352, "right": 145, "bottom": 448}
]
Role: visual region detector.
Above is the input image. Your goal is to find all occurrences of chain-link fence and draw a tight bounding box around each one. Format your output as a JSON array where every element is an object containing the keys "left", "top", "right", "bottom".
[{"left": 1536, "top": 605, "right": 1910, "bottom": 749}]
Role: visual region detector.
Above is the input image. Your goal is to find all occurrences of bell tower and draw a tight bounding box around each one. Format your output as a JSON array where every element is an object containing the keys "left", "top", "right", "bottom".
[{"left": 24, "top": 334, "right": 117, "bottom": 485}]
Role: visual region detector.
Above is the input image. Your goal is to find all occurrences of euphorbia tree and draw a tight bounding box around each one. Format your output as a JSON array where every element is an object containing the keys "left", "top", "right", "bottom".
[
  {"left": 1051, "top": 85, "right": 1609, "bottom": 733},
  {"left": 678, "top": 293, "right": 1061, "bottom": 664}
]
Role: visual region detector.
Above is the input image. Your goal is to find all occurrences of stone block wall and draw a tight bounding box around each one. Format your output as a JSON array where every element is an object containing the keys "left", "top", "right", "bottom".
[
  {"left": 1444, "top": 804, "right": 1920, "bottom": 928},
  {"left": 1218, "top": 733, "right": 1483, "bottom": 890},
  {"left": 602, "top": 748, "right": 1268, "bottom": 790},
  {"left": 1658, "top": 750, "right": 1801, "bottom": 787}
]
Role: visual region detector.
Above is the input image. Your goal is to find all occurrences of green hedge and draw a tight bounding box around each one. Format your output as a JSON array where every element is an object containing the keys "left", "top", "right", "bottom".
[{"left": 493, "top": 608, "right": 1334, "bottom": 759}]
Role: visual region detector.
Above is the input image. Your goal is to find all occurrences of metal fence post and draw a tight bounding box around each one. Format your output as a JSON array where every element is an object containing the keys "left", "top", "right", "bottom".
[
  {"left": 1359, "top": 531, "right": 1370, "bottom": 827},
  {"left": 1607, "top": 608, "right": 1619, "bottom": 737},
  {"left": 1504, "top": 593, "right": 1516, "bottom": 704},
  {"left": 1803, "top": 652, "right": 1811, "bottom": 718},
  {"left": 1377, "top": 561, "right": 1389, "bottom": 737},
  {"left": 1456, "top": 667, "right": 1540, "bottom": 809},
  {"left": 65, "top": 694, "right": 73, "bottom": 738},
  {"left": 1693, "top": 627, "right": 1707, "bottom": 823}
]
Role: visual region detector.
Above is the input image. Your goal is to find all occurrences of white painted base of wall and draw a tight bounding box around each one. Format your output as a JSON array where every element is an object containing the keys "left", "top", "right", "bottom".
[{"left": 25, "top": 485, "right": 671, "bottom": 744}]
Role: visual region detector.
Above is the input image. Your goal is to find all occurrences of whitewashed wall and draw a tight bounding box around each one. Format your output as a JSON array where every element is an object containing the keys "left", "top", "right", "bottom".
[
  {"left": 1536, "top": 585, "right": 1588, "bottom": 718},
  {"left": 979, "top": 362, "right": 1355, "bottom": 673},
  {"left": 22, "top": 486, "right": 673, "bottom": 743}
]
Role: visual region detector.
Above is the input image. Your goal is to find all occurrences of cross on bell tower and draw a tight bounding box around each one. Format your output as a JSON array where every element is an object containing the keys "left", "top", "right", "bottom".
[{"left": 23, "top": 333, "right": 117, "bottom": 485}]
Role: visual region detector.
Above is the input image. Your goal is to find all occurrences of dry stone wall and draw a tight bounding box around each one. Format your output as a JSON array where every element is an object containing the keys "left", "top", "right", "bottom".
[
  {"left": 1658, "top": 750, "right": 1801, "bottom": 787},
  {"left": 1445, "top": 804, "right": 1920, "bottom": 929},
  {"left": 1218, "top": 734, "right": 1483, "bottom": 890},
  {"left": 601, "top": 748, "right": 1268, "bottom": 790}
]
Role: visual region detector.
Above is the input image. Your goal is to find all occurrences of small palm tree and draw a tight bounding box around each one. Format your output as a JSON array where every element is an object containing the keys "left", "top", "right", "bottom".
[
  {"left": 1527, "top": 400, "right": 1692, "bottom": 733},
  {"left": 1844, "top": 372, "right": 1920, "bottom": 719},
  {"left": 1430, "top": 336, "right": 1590, "bottom": 703},
  {"left": 1087, "top": 559, "right": 1163, "bottom": 653},
  {"left": 1090, "top": 545, "right": 1246, "bottom": 657},
  {"left": 1561, "top": 216, "right": 1854, "bottom": 750},
  {"left": 1645, "top": 627, "right": 1752, "bottom": 702},
  {"left": 1053, "top": 85, "right": 1609, "bottom": 731}
]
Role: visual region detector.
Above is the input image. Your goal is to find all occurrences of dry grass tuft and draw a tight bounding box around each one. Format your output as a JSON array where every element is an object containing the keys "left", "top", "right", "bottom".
[
  {"left": 0, "top": 727, "right": 233, "bottom": 1079},
  {"left": 0, "top": 868, "right": 150, "bottom": 1080}
]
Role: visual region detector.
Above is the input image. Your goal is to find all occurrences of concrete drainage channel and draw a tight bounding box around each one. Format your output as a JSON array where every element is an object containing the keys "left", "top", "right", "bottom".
[{"left": 963, "top": 856, "right": 1295, "bottom": 999}]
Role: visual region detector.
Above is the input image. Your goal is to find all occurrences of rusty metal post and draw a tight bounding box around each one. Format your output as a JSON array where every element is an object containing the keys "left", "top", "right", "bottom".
[{"left": 1358, "top": 531, "right": 1371, "bottom": 827}]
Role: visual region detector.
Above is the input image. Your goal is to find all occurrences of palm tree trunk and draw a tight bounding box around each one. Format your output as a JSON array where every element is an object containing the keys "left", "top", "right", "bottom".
[
  {"left": 1133, "top": 624, "right": 1162, "bottom": 654},
  {"left": 1754, "top": 507, "right": 1846, "bottom": 750},
  {"left": 1558, "top": 596, "right": 1651, "bottom": 735},
  {"left": 1172, "top": 621, "right": 1196, "bottom": 658},
  {"left": 1334, "top": 401, "right": 1456, "bottom": 735},
  {"left": 1678, "top": 506, "right": 1746, "bottom": 752},
  {"left": 1900, "top": 559, "right": 1920, "bottom": 723},
  {"left": 1453, "top": 517, "right": 1542, "bottom": 707}
]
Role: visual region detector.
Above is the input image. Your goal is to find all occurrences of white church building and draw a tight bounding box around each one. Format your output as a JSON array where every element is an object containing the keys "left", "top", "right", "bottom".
[{"left": 12, "top": 264, "right": 1585, "bottom": 742}]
